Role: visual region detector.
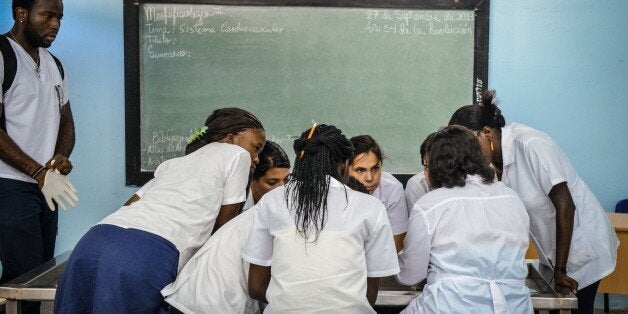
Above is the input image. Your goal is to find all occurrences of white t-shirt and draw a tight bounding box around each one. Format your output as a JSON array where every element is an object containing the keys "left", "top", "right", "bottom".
[
  {"left": 162, "top": 208, "right": 260, "bottom": 314},
  {"left": 404, "top": 171, "right": 429, "bottom": 214},
  {"left": 0, "top": 38, "right": 69, "bottom": 183},
  {"left": 397, "top": 175, "right": 532, "bottom": 314},
  {"left": 372, "top": 171, "right": 409, "bottom": 235},
  {"left": 100, "top": 142, "right": 251, "bottom": 270},
  {"left": 500, "top": 123, "right": 619, "bottom": 288},
  {"left": 242, "top": 177, "right": 400, "bottom": 313}
]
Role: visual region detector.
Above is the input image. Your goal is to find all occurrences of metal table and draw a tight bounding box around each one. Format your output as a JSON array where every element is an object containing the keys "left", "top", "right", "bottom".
[
  {"left": 0, "top": 251, "right": 70, "bottom": 314},
  {"left": 377, "top": 261, "right": 578, "bottom": 313},
  {"left": 1, "top": 253, "right": 576, "bottom": 313}
]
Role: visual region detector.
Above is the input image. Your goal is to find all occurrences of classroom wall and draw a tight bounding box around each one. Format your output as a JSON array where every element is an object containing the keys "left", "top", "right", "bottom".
[{"left": 0, "top": 0, "right": 626, "bottom": 254}]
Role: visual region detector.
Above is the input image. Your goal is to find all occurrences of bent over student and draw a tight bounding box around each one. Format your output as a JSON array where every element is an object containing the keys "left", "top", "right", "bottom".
[
  {"left": 397, "top": 125, "right": 533, "bottom": 314},
  {"left": 54, "top": 108, "right": 265, "bottom": 314},
  {"left": 449, "top": 90, "right": 618, "bottom": 313},
  {"left": 243, "top": 124, "right": 399, "bottom": 313},
  {"left": 161, "top": 140, "right": 290, "bottom": 314}
]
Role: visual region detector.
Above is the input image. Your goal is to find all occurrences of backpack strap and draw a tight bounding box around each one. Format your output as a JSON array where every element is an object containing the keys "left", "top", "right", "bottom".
[
  {"left": 0, "top": 34, "right": 17, "bottom": 132},
  {"left": 1, "top": 34, "right": 17, "bottom": 97},
  {"left": 49, "top": 52, "right": 64, "bottom": 80}
]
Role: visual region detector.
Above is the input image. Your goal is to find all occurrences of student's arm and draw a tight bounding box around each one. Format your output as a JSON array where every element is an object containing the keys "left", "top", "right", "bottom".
[
  {"left": 212, "top": 203, "right": 243, "bottom": 234},
  {"left": 549, "top": 182, "right": 578, "bottom": 295},
  {"left": 123, "top": 194, "right": 140, "bottom": 206},
  {"left": 396, "top": 208, "right": 430, "bottom": 286},
  {"left": 0, "top": 102, "right": 47, "bottom": 187},
  {"left": 394, "top": 233, "right": 406, "bottom": 253},
  {"left": 248, "top": 264, "right": 271, "bottom": 303},
  {"left": 366, "top": 277, "right": 379, "bottom": 306},
  {"left": 47, "top": 102, "right": 75, "bottom": 175}
]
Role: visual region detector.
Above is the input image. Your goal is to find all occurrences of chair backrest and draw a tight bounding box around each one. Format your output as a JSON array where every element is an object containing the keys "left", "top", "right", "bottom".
[{"left": 616, "top": 199, "right": 628, "bottom": 213}]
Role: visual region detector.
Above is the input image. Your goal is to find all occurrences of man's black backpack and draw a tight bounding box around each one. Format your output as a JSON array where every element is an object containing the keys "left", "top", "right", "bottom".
[{"left": 0, "top": 34, "right": 65, "bottom": 131}]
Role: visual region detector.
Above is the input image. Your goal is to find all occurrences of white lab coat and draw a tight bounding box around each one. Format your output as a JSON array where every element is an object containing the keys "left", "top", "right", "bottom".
[
  {"left": 242, "top": 177, "right": 400, "bottom": 313},
  {"left": 404, "top": 171, "right": 430, "bottom": 214},
  {"left": 397, "top": 175, "right": 533, "bottom": 314},
  {"left": 100, "top": 142, "right": 250, "bottom": 271},
  {"left": 373, "top": 171, "right": 409, "bottom": 235},
  {"left": 500, "top": 123, "right": 619, "bottom": 288},
  {"left": 161, "top": 209, "right": 259, "bottom": 313}
]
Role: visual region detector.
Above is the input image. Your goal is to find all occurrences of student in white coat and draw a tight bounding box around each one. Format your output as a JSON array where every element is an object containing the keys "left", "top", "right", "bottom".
[
  {"left": 397, "top": 125, "right": 533, "bottom": 314},
  {"left": 449, "top": 90, "right": 619, "bottom": 314},
  {"left": 404, "top": 132, "right": 435, "bottom": 213},
  {"left": 243, "top": 124, "right": 400, "bottom": 313},
  {"left": 349, "top": 135, "right": 408, "bottom": 251},
  {"left": 160, "top": 141, "right": 290, "bottom": 314},
  {"left": 54, "top": 108, "right": 266, "bottom": 314}
]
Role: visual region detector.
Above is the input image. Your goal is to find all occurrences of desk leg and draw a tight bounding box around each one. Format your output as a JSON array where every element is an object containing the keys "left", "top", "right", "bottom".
[
  {"left": 6, "top": 300, "right": 20, "bottom": 314},
  {"left": 558, "top": 309, "right": 571, "bottom": 314}
]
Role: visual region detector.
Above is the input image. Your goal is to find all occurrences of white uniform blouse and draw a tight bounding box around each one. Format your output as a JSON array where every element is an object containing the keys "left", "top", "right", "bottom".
[
  {"left": 404, "top": 171, "right": 429, "bottom": 214},
  {"left": 373, "top": 171, "right": 409, "bottom": 235},
  {"left": 242, "top": 177, "right": 400, "bottom": 313},
  {"left": 500, "top": 123, "right": 619, "bottom": 288},
  {"left": 161, "top": 208, "right": 259, "bottom": 314},
  {"left": 100, "top": 142, "right": 251, "bottom": 270},
  {"left": 397, "top": 175, "right": 533, "bottom": 314}
]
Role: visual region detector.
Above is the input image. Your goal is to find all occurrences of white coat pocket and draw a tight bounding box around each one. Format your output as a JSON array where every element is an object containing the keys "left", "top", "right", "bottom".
[{"left": 566, "top": 227, "right": 599, "bottom": 271}]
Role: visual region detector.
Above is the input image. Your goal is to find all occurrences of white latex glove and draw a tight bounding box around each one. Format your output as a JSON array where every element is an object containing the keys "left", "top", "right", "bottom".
[{"left": 41, "top": 169, "right": 78, "bottom": 211}]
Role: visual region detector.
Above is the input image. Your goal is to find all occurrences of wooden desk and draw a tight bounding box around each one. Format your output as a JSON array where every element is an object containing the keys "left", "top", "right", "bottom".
[{"left": 599, "top": 212, "right": 628, "bottom": 295}]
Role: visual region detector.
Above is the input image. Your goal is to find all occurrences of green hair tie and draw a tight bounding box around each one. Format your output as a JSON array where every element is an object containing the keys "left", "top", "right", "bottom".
[{"left": 187, "top": 126, "right": 208, "bottom": 144}]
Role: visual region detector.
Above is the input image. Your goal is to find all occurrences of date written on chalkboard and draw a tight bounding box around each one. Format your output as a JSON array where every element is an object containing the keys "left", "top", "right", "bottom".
[{"left": 363, "top": 10, "right": 473, "bottom": 36}]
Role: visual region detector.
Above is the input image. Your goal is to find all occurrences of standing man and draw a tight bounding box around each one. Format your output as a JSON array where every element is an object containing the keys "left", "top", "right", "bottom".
[{"left": 0, "top": 0, "right": 76, "bottom": 312}]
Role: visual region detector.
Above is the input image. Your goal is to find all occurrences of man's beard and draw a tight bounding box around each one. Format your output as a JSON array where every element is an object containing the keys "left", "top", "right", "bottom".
[{"left": 24, "top": 21, "right": 52, "bottom": 48}]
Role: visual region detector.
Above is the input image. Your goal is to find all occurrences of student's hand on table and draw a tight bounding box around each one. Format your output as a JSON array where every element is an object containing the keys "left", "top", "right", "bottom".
[
  {"left": 40, "top": 170, "right": 79, "bottom": 211},
  {"left": 553, "top": 270, "right": 578, "bottom": 296},
  {"left": 46, "top": 154, "right": 73, "bottom": 175}
]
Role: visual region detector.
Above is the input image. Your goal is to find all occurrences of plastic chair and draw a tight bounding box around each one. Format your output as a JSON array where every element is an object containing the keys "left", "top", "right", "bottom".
[{"left": 616, "top": 199, "right": 628, "bottom": 213}]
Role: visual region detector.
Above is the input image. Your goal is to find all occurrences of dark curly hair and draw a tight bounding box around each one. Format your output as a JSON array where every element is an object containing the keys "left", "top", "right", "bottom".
[
  {"left": 286, "top": 124, "right": 353, "bottom": 240},
  {"left": 427, "top": 125, "right": 495, "bottom": 188},
  {"left": 448, "top": 89, "right": 506, "bottom": 131},
  {"left": 185, "top": 107, "right": 264, "bottom": 154},
  {"left": 252, "top": 141, "right": 290, "bottom": 180}
]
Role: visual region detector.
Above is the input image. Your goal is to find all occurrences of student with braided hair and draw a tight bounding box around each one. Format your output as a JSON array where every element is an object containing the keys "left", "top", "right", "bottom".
[
  {"left": 243, "top": 124, "right": 399, "bottom": 313},
  {"left": 449, "top": 90, "right": 618, "bottom": 313},
  {"left": 55, "top": 108, "right": 265, "bottom": 314}
]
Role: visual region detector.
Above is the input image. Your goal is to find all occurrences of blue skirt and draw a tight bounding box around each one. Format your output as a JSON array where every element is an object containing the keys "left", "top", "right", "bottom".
[{"left": 54, "top": 224, "right": 179, "bottom": 314}]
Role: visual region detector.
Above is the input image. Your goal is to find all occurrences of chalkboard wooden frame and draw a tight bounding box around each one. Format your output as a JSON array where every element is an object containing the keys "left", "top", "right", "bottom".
[{"left": 124, "top": 0, "right": 489, "bottom": 186}]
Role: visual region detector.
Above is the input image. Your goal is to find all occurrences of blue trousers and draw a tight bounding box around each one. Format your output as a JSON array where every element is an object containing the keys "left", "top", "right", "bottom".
[
  {"left": 54, "top": 224, "right": 179, "bottom": 314},
  {"left": 0, "top": 177, "right": 57, "bottom": 314}
]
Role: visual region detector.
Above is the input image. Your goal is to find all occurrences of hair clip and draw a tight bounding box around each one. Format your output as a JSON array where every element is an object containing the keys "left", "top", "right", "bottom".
[
  {"left": 187, "top": 126, "right": 208, "bottom": 144},
  {"left": 300, "top": 122, "right": 317, "bottom": 158}
]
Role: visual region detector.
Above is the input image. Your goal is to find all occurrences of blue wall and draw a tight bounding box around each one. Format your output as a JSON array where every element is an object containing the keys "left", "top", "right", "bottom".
[{"left": 1, "top": 0, "right": 626, "bottom": 254}]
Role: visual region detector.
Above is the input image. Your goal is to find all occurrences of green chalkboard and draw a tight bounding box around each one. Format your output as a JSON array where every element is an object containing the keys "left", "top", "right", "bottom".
[{"left": 124, "top": 0, "right": 489, "bottom": 185}]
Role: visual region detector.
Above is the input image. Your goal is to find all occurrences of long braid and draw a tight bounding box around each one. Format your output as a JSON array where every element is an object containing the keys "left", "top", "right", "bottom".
[{"left": 286, "top": 124, "right": 352, "bottom": 241}]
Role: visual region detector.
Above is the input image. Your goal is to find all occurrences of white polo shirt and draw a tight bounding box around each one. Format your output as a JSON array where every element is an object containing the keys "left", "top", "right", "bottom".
[
  {"left": 404, "top": 171, "right": 429, "bottom": 214},
  {"left": 373, "top": 171, "right": 409, "bottom": 235},
  {"left": 501, "top": 123, "right": 619, "bottom": 288},
  {"left": 101, "top": 142, "right": 251, "bottom": 270},
  {"left": 0, "top": 38, "right": 69, "bottom": 183},
  {"left": 242, "top": 177, "right": 399, "bottom": 313}
]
